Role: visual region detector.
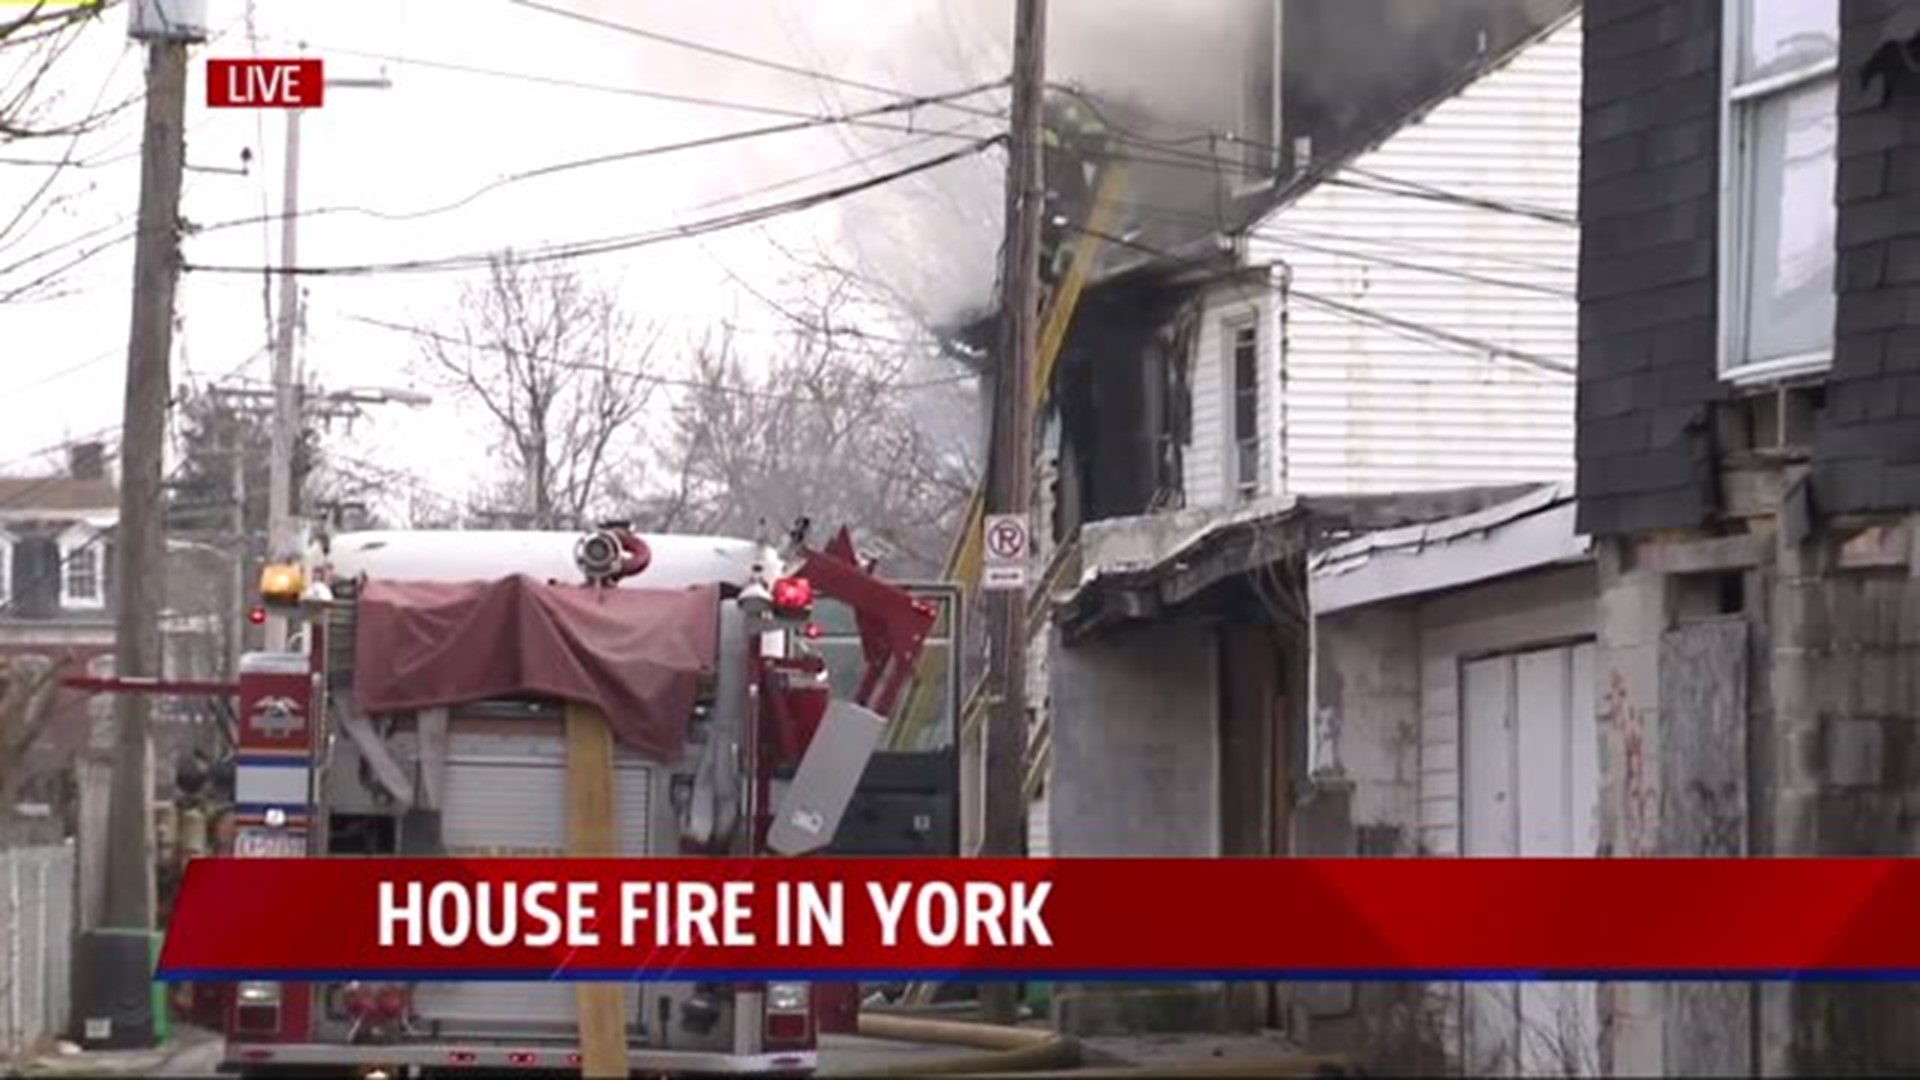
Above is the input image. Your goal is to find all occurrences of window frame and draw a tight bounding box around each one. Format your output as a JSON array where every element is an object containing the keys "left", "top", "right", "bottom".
[
  {"left": 58, "top": 525, "right": 104, "bottom": 610},
  {"left": 1227, "top": 317, "right": 1261, "bottom": 502},
  {"left": 0, "top": 528, "right": 11, "bottom": 609},
  {"left": 1717, "top": 0, "right": 1841, "bottom": 385}
]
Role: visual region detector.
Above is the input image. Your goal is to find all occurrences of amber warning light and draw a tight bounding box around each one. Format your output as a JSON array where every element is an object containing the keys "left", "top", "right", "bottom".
[
  {"left": 207, "top": 58, "right": 325, "bottom": 109},
  {"left": 259, "top": 564, "right": 305, "bottom": 607}
]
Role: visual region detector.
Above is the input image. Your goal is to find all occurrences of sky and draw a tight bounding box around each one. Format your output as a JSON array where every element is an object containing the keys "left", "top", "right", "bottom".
[{"left": 0, "top": 0, "right": 1023, "bottom": 516}]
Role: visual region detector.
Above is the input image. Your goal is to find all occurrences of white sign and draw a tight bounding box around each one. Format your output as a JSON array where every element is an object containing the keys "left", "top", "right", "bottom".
[{"left": 982, "top": 513, "right": 1030, "bottom": 592}]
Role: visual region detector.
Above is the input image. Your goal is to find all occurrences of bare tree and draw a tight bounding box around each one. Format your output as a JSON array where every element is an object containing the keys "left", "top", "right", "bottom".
[
  {"left": 0, "top": 654, "right": 69, "bottom": 814},
  {"left": 638, "top": 281, "right": 979, "bottom": 578},
  {"left": 417, "top": 252, "right": 661, "bottom": 530},
  {"left": 0, "top": 1, "right": 142, "bottom": 304}
]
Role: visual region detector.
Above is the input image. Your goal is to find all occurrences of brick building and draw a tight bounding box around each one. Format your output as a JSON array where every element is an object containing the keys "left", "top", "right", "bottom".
[{"left": 1576, "top": 0, "right": 1920, "bottom": 1074}]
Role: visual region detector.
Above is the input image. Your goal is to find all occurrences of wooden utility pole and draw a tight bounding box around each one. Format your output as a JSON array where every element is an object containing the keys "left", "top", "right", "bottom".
[
  {"left": 103, "top": 37, "right": 190, "bottom": 947},
  {"left": 980, "top": 0, "right": 1047, "bottom": 1027}
]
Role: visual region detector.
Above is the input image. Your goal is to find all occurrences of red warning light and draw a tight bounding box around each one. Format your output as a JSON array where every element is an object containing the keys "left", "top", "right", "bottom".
[{"left": 248, "top": 606, "right": 267, "bottom": 625}]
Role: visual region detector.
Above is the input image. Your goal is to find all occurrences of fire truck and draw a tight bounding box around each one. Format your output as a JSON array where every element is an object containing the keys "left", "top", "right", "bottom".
[{"left": 213, "top": 522, "right": 957, "bottom": 1078}]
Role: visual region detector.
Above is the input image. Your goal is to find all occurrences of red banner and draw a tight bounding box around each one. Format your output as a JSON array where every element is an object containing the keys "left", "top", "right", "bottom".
[{"left": 159, "top": 857, "right": 1920, "bottom": 981}]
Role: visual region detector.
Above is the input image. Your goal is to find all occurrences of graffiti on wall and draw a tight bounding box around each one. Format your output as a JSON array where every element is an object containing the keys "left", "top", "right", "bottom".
[{"left": 1602, "top": 667, "right": 1656, "bottom": 857}]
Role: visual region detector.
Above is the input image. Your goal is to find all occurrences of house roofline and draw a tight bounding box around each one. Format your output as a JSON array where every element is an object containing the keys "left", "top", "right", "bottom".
[{"left": 1308, "top": 481, "right": 1590, "bottom": 615}]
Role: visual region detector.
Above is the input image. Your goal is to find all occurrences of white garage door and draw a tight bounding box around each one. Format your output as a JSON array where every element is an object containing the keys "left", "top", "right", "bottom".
[
  {"left": 412, "top": 728, "right": 662, "bottom": 1034},
  {"left": 1461, "top": 642, "right": 1598, "bottom": 1077}
]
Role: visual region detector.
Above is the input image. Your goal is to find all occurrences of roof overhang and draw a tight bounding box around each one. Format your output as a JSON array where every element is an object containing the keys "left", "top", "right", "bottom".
[
  {"left": 1057, "top": 484, "right": 1540, "bottom": 643},
  {"left": 1309, "top": 482, "right": 1591, "bottom": 616}
]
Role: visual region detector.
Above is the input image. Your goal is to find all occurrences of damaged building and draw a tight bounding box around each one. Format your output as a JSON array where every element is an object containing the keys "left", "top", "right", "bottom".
[{"left": 951, "top": 0, "right": 1592, "bottom": 1047}]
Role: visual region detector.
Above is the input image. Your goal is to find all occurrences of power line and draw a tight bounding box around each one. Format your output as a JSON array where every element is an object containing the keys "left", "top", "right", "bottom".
[
  {"left": 179, "top": 84, "right": 1006, "bottom": 240},
  {"left": 1245, "top": 228, "right": 1574, "bottom": 299},
  {"left": 1070, "top": 222, "right": 1574, "bottom": 378},
  {"left": 506, "top": 0, "right": 1006, "bottom": 124},
  {"left": 348, "top": 315, "right": 978, "bottom": 401},
  {"left": 1084, "top": 137, "right": 1580, "bottom": 229},
  {"left": 250, "top": 28, "right": 1008, "bottom": 129},
  {"left": 181, "top": 136, "right": 1002, "bottom": 278}
]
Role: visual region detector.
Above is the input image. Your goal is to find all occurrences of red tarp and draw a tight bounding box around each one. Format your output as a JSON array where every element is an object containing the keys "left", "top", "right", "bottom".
[{"left": 350, "top": 576, "right": 719, "bottom": 764}]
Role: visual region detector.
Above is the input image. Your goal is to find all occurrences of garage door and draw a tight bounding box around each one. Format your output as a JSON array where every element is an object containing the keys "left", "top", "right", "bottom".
[
  {"left": 412, "top": 728, "right": 662, "bottom": 1034},
  {"left": 1461, "top": 642, "right": 1598, "bottom": 1077}
]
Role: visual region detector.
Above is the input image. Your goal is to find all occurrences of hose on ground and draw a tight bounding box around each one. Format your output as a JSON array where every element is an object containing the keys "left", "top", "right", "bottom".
[
  {"left": 827, "top": 1013, "right": 1081, "bottom": 1077},
  {"left": 942, "top": 1055, "right": 1364, "bottom": 1078}
]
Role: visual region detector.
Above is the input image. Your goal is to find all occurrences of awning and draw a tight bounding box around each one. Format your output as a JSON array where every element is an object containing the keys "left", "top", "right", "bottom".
[
  {"left": 1056, "top": 485, "right": 1542, "bottom": 643},
  {"left": 351, "top": 576, "right": 720, "bottom": 764}
]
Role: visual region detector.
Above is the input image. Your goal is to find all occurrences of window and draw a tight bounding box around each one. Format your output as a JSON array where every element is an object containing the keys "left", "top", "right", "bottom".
[
  {"left": 59, "top": 527, "right": 103, "bottom": 609},
  {"left": 1721, "top": 0, "right": 1840, "bottom": 382},
  {"left": 1230, "top": 321, "right": 1260, "bottom": 500}
]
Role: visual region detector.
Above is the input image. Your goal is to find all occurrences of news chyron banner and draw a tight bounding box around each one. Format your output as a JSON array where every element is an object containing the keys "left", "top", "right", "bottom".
[{"left": 161, "top": 858, "right": 1919, "bottom": 981}]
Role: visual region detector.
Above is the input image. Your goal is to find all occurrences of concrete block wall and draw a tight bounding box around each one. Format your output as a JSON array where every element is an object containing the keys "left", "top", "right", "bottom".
[{"left": 1315, "top": 605, "right": 1421, "bottom": 846}]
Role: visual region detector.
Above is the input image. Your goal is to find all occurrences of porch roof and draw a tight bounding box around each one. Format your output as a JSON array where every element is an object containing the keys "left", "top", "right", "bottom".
[{"left": 1056, "top": 484, "right": 1538, "bottom": 643}]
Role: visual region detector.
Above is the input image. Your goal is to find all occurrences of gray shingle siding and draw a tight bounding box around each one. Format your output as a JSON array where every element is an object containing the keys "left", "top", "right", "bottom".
[
  {"left": 1575, "top": 0, "right": 1726, "bottom": 536},
  {"left": 1814, "top": 0, "right": 1920, "bottom": 514},
  {"left": 1578, "top": 0, "right": 1920, "bottom": 532}
]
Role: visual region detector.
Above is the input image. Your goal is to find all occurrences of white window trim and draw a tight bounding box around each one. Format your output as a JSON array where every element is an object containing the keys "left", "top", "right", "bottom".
[
  {"left": 1717, "top": 0, "right": 1840, "bottom": 385},
  {"left": 0, "top": 527, "right": 12, "bottom": 608},
  {"left": 1225, "top": 315, "right": 1262, "bottom": 503},
  {"left": 58, "top": 524, "right": 105, "bottom": 610}
]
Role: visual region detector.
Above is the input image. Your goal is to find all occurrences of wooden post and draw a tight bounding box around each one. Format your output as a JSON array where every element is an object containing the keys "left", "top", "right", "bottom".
[
  {"left": 565, "top": 702, "right": 627, "bottom": 1078},
  {"left": 979, "top": 0, "right": 1048, "bottom": 1027}
]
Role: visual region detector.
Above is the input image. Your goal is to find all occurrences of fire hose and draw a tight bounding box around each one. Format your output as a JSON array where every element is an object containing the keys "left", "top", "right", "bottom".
[
  {"left": 833, "top": 1014, "right": 1363, "bottom": 1078},
  {"left": 829, "top": 1014, "right": 1082, "bottom": 1077}
]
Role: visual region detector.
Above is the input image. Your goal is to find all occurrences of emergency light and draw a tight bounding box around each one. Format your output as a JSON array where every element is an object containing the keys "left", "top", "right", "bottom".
[
  {"left": 259, "top": 563, "right": 305, "bottom": 606},
  {"left": 771, "top": 577, "right": 813, "bottom": 618}
]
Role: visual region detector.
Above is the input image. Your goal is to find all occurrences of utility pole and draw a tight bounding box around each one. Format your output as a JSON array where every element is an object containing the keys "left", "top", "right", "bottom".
[
  {"left": 264, "top": 74, "right": 391, "bottom": 652},
  {"left": 103, "top": 26, "right": 191, "bottom": 980},
  {"left": 981, "top": 0, "right": 1046, "bottom": 1027},
  {"left": 264, "top": 107, "right": 303, "bottom": 652}
]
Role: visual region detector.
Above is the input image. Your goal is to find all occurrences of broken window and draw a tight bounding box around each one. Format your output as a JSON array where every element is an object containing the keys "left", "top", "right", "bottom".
[{"left": 1231, "top": 321, "right": 1260, "bottom": 500}]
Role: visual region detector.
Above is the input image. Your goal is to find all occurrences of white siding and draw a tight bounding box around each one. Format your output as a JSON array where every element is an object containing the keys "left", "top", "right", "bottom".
[
  {"left": 1183, "top": 281, "right": 1275, "bottom": 509},
  {"left": 1245, "top": 14, "right": 1582, "bottom": 496}
]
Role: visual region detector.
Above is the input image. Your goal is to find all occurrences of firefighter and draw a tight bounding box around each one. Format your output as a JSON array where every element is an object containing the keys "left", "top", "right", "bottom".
[{"left": 1039, "top": 91, "right": 1109, "bottom": 288}]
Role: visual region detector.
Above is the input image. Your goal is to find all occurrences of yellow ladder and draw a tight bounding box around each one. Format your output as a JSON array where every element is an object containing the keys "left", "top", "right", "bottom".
[{"left": 888, "top": 165, "right": 1129, "bottom": 752}]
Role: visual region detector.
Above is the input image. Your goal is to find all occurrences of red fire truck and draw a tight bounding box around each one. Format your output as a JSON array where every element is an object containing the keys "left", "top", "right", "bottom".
[{"left": 211, "top": 522, "right": 950, "bottom": 1077}]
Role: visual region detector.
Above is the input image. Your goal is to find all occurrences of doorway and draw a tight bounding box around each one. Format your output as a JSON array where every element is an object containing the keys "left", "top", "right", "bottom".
[{"left": 1460, "top": 641, "right": 1598, "bottom": 1076}]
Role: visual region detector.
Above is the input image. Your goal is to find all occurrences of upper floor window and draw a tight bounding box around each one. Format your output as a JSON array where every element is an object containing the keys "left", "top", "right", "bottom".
[
  {"left": 1720, "top": 0, "right": 1840, "bottom": 383},
  {"left": 59, "top": 527, "right": 103, "bottom": 609},
  {"left": 1231, "top": 321, "right": 1260, "bottom": 501}
]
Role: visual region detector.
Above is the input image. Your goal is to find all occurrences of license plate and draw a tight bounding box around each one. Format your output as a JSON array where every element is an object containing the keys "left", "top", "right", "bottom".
[{"left": 235, "top": 828, "right": 305, "bottom": 858}]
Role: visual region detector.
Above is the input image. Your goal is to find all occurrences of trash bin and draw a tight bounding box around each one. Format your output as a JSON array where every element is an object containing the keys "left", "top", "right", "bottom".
[{"left": 73, "top": 927, "right": 162, "bottom": 1050}]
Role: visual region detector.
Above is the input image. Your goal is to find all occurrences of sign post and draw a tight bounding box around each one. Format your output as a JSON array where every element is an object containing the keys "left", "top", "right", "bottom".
[{"left": 982, "top": 513, "right": 1031, "bottom": 592}]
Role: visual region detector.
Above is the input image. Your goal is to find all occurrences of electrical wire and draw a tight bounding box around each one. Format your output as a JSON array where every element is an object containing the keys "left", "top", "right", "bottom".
[
  {"left": 348, "top": 315, "right": 976, "bottom": 400},
  {"left": 247, "top": 27, "right": 1008, "bottom": 130},
  {"left": 181, "top": 136, "right": 1002, "bottom": 278},
  {"left": 1082, "top": 136, "right": 1580, "bottom": 229},
  {"left": 506, "top": 0, "right": 1006, "bottom": 124},
  {"left": 1070, "top": 221, "right": 1574, "bottom": 378},
  {"left": 179, "top": 83, "right": 1007, "bottom": 240}
]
